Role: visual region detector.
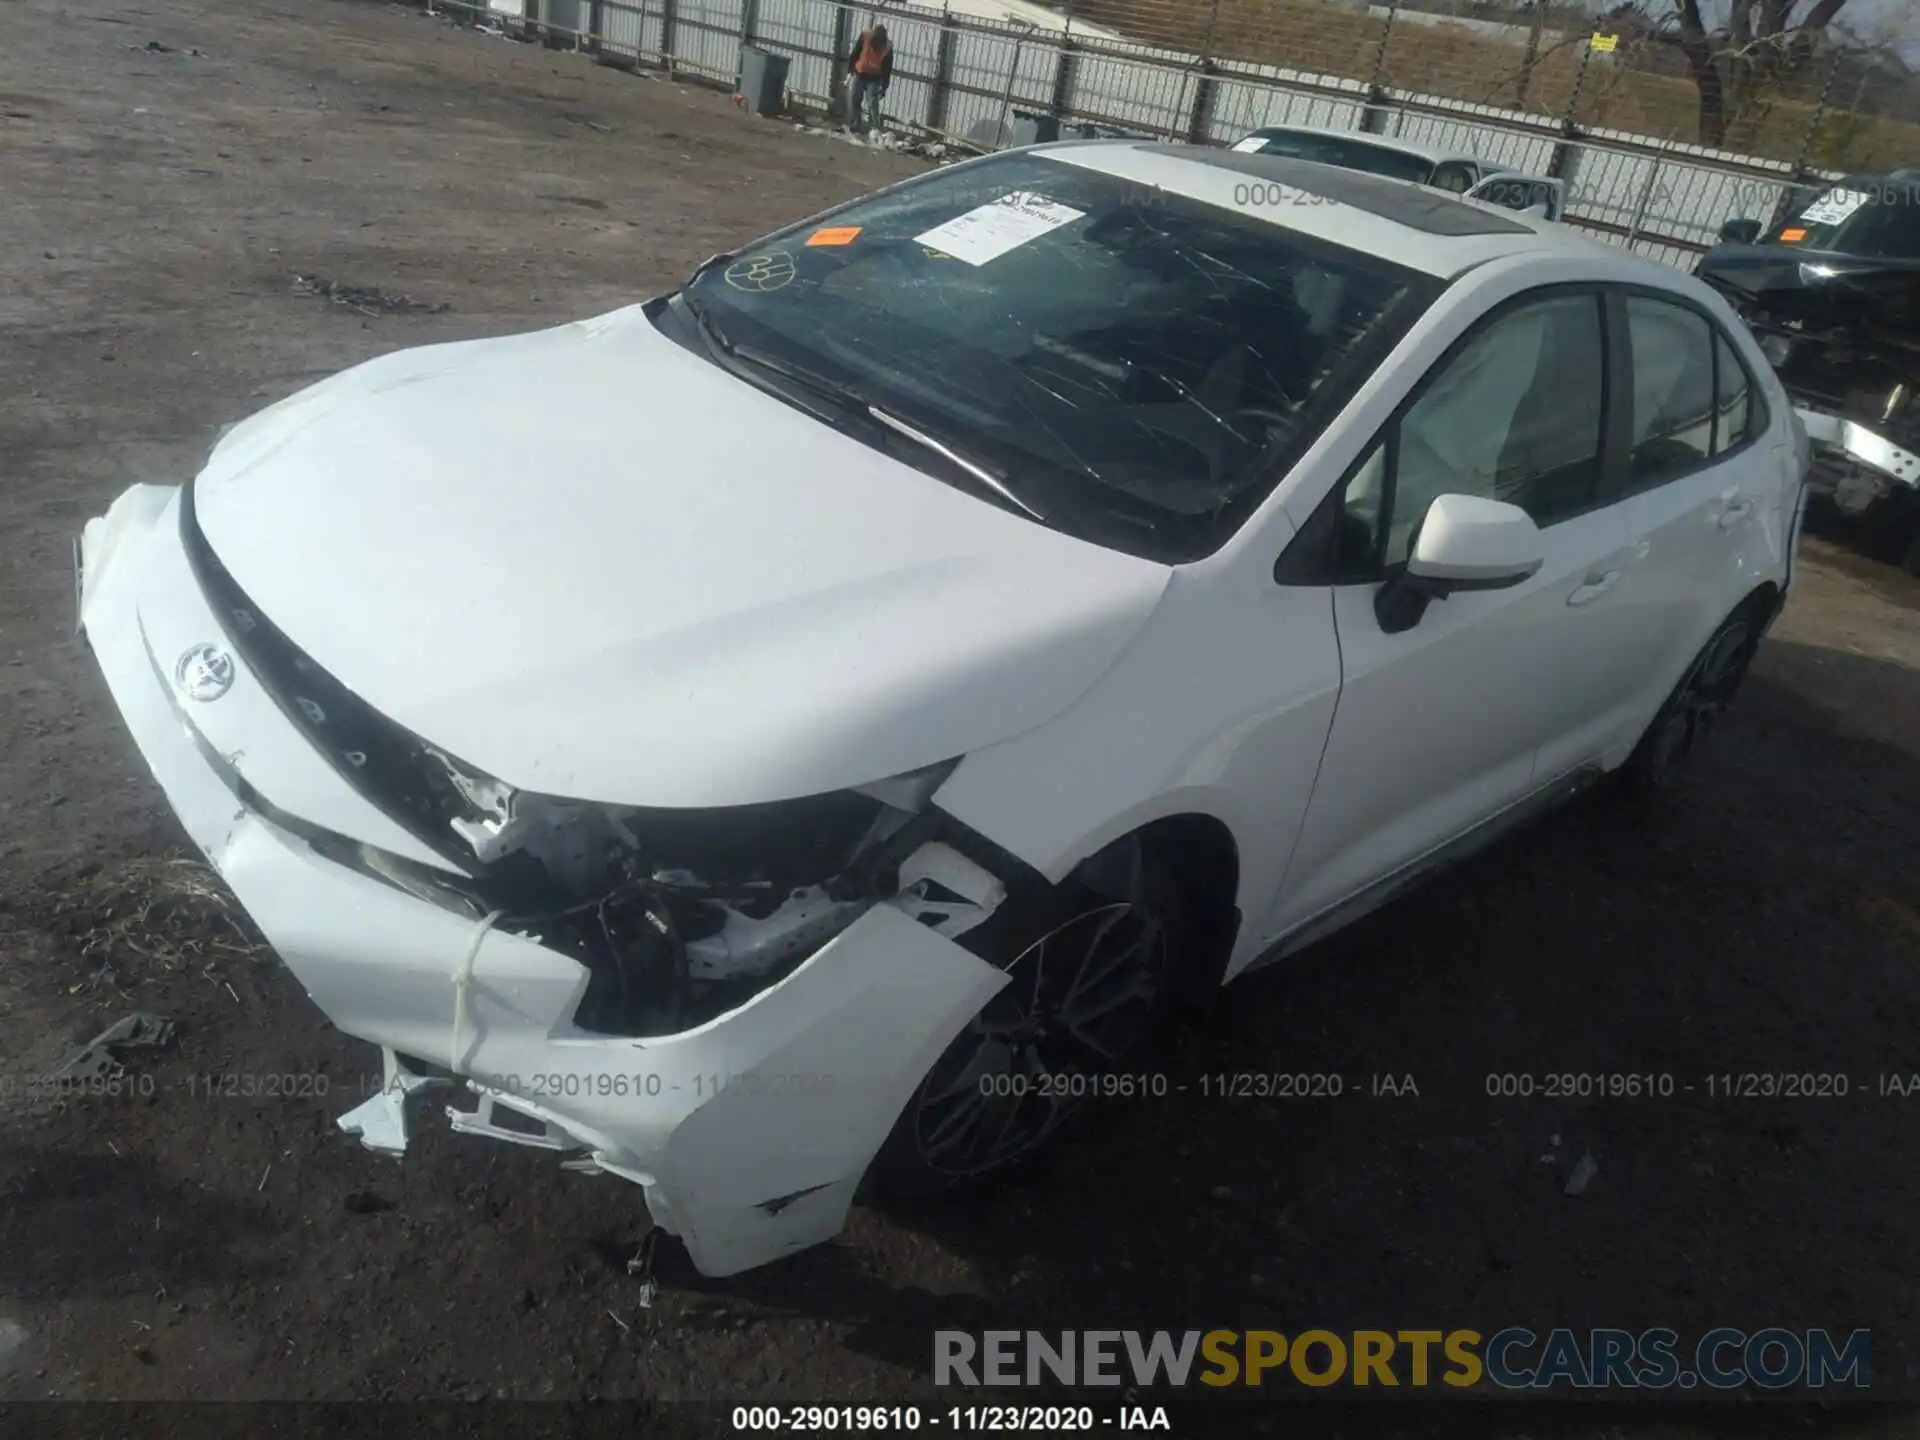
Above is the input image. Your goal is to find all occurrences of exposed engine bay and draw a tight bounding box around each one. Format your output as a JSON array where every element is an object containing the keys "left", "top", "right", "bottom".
[{"left": 1695, "top": 189, "right": 1920, "bottom": 551}]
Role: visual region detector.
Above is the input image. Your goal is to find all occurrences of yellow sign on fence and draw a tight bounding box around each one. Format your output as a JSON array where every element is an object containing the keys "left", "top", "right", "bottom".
[{"left": 1589, "top": 32, "right": 1620, "bottom": 52}]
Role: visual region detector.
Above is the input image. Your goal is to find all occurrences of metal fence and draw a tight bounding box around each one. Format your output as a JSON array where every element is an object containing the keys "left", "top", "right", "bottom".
[{"left": 440, "top": 0, "right": 1892, "bottom": 271}]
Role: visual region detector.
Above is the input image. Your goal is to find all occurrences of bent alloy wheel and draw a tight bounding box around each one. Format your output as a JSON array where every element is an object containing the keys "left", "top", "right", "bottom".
[
  {"left": 1622, "top": 606, "right": 1762, "bottom": 790},
  {"left": 869, "top": 845, "right": 1182, "bottom": 1197}
]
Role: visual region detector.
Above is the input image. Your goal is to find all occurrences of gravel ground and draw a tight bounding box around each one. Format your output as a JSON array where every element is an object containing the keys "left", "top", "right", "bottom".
[{"left": 2, "top": 0, "right": 1918, "bottom": 1427}]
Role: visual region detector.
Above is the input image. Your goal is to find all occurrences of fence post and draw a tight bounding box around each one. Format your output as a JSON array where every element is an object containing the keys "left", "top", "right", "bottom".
[
  {"left": 1515, "top": 0, "right": 1546, "bottom": 111},
  {"left": 829, "top": 4, "right": 852, "bottom": 119},
  {"left": 1179, "top": 0, "right": 1221, "bottom": 144},
  {"left": 1562, "top": 30, "right": 1599, "bottom": 128},
  {"left": 1049, "top": 39, "right": 1079, "bottom": 126},
  {"left": 660, "top": 0, "right": 677, "bottom": 72},
  {"left": 1186, "top": 59, "right": 1219, "bottom": 144},
  {"left": 1546, "top": 119, "right": 1583, "bottom": 197},
  {"left": 928, "top": 4, "right": 957, "bottom": 133},
  {"left": 739, "top": 0, "right": 758, "bottom": 50},
  {"left": 1360, "top": 1, "right": 1397, "bottom": 134},
  {"left": 1623, "top": 152, "right": 1664, "bottom": 249},
  {"left": 1791, "top": 46, "right": 1846, "bottom": 173},
  {"left": 998, "top": 26, "right": 1030, "bottom": 147}
]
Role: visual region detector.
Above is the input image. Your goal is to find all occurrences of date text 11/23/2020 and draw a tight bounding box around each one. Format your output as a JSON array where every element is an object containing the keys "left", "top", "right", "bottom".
[{"left": 730, "top": 1405, "right": 1173, "bottom": 1432}]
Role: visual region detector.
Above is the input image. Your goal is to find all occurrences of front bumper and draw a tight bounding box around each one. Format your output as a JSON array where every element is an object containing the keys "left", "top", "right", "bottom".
[
  {"left": 1795, "top": 407, "right": 1920, "bottom": 506},
  {"left": 75, "top": 484, "right": 1008, "bottom": 1277}
]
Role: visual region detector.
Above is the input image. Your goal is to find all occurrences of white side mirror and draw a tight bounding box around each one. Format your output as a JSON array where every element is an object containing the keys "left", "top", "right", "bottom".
[
  {"left": 1409, "top": 493, "right": 1545, "bottom": 586},
  {"left": 1379, "top": 493, "right": 1544, "bottom": 634}
]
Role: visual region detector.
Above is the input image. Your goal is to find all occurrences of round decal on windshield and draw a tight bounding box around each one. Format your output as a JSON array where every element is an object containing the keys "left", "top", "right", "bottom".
[{"left": 723, "top": 251, "right": 797, "bottom": 292}]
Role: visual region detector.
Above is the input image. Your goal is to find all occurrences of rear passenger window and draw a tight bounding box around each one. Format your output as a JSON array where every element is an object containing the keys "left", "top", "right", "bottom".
[
  {"left": 1625, "top": 295, "right": 1716, "bottom": 485},
  {"left": 1713, "top": 330, "right": 1756, "bottom": 454}
]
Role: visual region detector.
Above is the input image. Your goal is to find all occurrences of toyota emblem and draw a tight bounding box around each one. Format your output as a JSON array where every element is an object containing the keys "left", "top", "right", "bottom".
[{"left": 175, "top": 643, "right": 236, "bottom": 702}]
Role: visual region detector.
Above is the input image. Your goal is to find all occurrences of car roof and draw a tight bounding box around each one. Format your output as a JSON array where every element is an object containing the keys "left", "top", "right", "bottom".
[
  {"left": 1242, "top": 124, "right": 1484, "bottom": 168},
  {"left": 1030, "top": 140, "right": 1602, "bottom": 279}
]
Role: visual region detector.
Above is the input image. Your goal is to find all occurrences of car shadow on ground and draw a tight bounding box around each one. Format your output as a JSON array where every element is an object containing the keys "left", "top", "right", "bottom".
[
  {"left": 661, "top": 640, "right": 1920, "bottom": 1407},
  {"left": 0, "top": 1143, "right": 289, "bottom": 1299}
]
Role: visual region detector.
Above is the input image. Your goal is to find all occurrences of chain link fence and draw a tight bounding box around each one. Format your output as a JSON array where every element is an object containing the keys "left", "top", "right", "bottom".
[{"left": 437, "top": 0, "right": 1911, "bottom": 271}]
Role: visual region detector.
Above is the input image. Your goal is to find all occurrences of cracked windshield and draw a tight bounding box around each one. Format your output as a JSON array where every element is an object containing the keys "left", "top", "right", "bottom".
[{"left": 681, "top": 152, "right": 1435, "bottom": 562}]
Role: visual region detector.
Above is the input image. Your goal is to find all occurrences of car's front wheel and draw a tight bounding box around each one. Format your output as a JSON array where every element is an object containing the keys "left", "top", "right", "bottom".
[{"left": 868, "top": 838, "right": 1184, "bottom": 1198}]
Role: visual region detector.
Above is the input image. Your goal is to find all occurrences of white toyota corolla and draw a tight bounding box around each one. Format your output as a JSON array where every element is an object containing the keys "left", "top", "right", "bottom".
[{"left": 76, "top": 140, "right": 1807, "bottom": 1277}]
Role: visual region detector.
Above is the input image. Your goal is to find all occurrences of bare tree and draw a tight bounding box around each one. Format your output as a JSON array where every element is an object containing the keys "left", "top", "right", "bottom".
[{"left": 1656, "top": 1, "right": 1855, "bottom": 145}]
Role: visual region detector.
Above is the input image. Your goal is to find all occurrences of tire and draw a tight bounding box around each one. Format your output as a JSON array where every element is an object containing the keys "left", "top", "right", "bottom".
[
  {"left": 1615, "top": 601, "right": 1765, "bottom": 792},
  {"left": 866, "top": 837, "right": 1186, "bottom": 1199}
]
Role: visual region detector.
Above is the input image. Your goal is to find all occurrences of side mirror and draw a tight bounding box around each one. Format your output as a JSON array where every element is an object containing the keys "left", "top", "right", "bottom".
[
  {"left": 1376, "top": 494, "right": 1545, "bottom": 634},
  {"left": 1718, "top": 217, "right": 1762, "bottom": 245}
]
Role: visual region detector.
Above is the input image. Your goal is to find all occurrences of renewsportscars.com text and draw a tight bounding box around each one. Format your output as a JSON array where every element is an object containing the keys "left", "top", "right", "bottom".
[{"left": 934, "top": 1328, "right": 1871, "bottom": 1391}]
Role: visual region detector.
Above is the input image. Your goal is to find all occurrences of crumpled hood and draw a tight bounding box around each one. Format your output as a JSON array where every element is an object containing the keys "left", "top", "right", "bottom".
[
  {"left": 191, "top": 304, "right": 1171, "bottom": 807},
  {"left": 1698, "top": 243, "right": 1920, "bottom": 317}
]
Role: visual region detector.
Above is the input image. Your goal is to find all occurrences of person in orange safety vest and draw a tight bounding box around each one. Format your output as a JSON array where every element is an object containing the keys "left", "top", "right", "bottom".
[{"left": 844, "top": 23, "right": 892, "bottom": 137}]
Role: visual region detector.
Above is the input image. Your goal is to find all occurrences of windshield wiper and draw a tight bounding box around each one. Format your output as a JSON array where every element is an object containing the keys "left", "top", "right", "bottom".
[
  {"left": 866, "top": 407, "right": 1048, "bottom": 523},
  {"left": 677, "top": 295, "right": 1049, "bottom": 523}
]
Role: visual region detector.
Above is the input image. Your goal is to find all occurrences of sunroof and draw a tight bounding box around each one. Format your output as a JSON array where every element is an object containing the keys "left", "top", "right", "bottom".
[{"left": 1145, "top": 144, "right": 1535, "bottom": 237}]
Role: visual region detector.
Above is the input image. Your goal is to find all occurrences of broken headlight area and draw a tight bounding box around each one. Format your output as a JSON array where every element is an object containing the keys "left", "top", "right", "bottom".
[
  {"left": 406, "top": 767, "right": 971, "bottom": 1037},
  {"left": 302, "top": 750, "right": 972, "bottom": 1038},
  {"left": 177, "top": 479, "right": 1006, "bottom": 1038}
]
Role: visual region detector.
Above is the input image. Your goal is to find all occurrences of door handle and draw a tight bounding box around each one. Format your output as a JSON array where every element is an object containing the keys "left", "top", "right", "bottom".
[
  {"left": 1718, "top": 499, "right": 1755, "bottom": 530},
  {"left": 1566, "top": 570, "right": 1621, "bottom": 607}
]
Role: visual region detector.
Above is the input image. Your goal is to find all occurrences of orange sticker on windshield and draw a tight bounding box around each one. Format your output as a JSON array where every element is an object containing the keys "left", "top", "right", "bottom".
[
  {"left": 1779, "top": 227, "right": 1807, "bottom": 242},
  {"left": 806, "top": 226, "right": 862, "bottom": 247}
]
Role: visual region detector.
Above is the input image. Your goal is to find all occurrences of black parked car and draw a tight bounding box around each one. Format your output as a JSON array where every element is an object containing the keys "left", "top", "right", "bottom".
[{"left": 1697, "top": 170, "right": 1920, "bottom": 573}]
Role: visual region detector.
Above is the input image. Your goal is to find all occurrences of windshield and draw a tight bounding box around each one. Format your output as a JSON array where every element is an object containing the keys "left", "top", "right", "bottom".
[
  {"left": 1234, "top": 131, "right": 1437, "bottom": 187},
  {"left": 1771, "top": 182, "right": 1920, "bottom": 259},
  {"left": 678, "top": 151, "right": 1437, "bottom": 562}
]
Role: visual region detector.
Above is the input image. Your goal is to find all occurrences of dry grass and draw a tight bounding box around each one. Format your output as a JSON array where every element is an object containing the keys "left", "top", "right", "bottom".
[
  {"left": 1068, "top": 0, "right": 1920, "bottom": 167},
  {"left": 19, "top": 851, "right": 269, "bottom": 996}
]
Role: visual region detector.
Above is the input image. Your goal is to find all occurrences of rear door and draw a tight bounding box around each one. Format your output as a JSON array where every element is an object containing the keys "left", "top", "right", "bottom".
[{"left": 1605, "top": 288, "right": 1792, "bottom": 737}]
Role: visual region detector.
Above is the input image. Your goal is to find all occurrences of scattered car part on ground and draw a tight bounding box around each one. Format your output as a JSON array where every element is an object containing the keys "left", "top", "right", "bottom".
[
  {"left": 1696, "top": 171, "right": 1920, "bottom": 573},
  {"left": 77, "top": 138, "right": 1804, "bottom": 1277},
  {"left": 48, "top": 1012, "right": 176, "bottom": 1083}
]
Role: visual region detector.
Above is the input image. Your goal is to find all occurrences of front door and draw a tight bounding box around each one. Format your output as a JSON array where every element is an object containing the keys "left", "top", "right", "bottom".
[{"left": 1265, "top": 288, "right": 1641, "bottom": 943}]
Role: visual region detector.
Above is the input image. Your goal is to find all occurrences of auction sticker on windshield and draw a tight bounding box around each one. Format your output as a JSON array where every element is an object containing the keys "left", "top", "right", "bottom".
[
  {"left": 1800, "top": 189, "right": 1867, "bottom": 226},
  {"left": 915, "top": 191, "right": 1086, "bottom": 266}
]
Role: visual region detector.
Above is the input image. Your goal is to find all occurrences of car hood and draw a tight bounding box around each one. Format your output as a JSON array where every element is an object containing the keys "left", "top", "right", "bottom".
[{"left": 192, "top": 303, "right": 1171, "bottom": 807}]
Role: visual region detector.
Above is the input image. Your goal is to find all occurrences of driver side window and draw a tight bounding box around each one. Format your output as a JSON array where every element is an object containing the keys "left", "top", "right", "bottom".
[{"left": 1338, "top": 291, "right": 1607, "bottom": 572}]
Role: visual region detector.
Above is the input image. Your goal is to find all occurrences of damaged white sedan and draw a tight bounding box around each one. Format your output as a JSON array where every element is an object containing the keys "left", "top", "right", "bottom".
[{"left": 77, "top": 140, "right": 1804, "bottom": 1276}]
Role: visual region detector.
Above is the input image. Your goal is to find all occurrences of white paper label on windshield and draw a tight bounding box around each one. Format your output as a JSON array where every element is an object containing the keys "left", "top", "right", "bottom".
[
  {"left": 1231, "top": 136, "right": 1267, "bottom": 153},
  {"left": 915, "top": 192, "right": 1086, "bottom": 266},
  {"left": 1800, "top": 189, "right": 1867, "bottom": 226}
]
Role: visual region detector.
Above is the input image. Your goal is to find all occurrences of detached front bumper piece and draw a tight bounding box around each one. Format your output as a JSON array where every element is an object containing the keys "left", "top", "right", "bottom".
[
  {"left": 1796, "top": 407, "right": 1920, "bottom": 500},
  {"left": 75, "top": 484, "right": 1009, "bottom": 1277}
]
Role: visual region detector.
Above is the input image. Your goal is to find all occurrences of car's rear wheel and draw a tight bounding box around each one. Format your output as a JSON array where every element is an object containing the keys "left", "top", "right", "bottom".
[
  {"left": 868, "top": 839, "right": 1184, "bottom": 1198},
  {"left": 1618, "top": 602, "right": 1765, "bottom": 791}
]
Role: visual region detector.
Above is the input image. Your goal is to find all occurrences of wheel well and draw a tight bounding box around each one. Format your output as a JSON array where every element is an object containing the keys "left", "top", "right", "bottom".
[
  {"left": 1741, "top": 579, "right": 1782, "bottom": 623},
  {"left": 1134, "top": 814, "right": 1240, "bottom": 1012}
]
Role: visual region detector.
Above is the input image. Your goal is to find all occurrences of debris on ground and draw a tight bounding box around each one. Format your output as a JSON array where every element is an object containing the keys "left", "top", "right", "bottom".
[
  {"left": 32, "top": 853, "right": 267, "bottom": 981},
  {"left": 292, "top": 274, "right": 449, "bottom": 316},
  {"left": 344, "top": 1190, "right": 394, "bottom": 1216},
  {"left": 128, "top": 40, "right": 206, "bottom": 57},
  {"left": 626, "top": 1227, "right": 661, "bottom": 1309},
  {"left": 790, "top": 123, "right": 958, "bottom": 162},
  {"left": 50, "top": 1012, "right": 176, "bottom": 1084},
  {"left": 1564, "top": 1150, "right": 1600, "bottom": 1196}
]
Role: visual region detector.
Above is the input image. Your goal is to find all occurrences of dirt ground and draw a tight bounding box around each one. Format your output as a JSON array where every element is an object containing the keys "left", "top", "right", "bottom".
[{"left": 2, "top": 0, "right": 1919, "bottom": 1425}]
